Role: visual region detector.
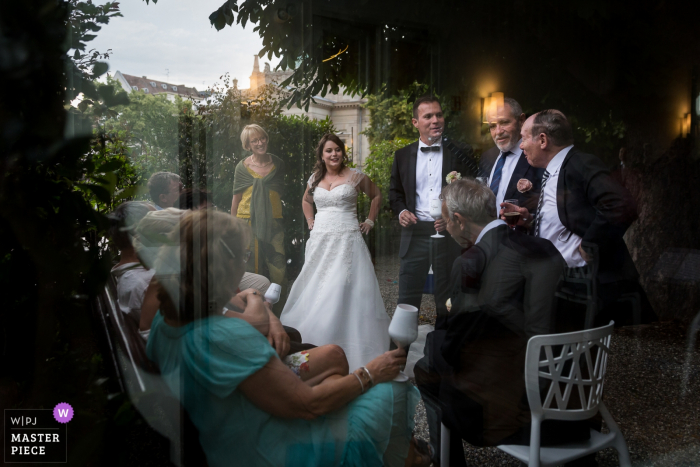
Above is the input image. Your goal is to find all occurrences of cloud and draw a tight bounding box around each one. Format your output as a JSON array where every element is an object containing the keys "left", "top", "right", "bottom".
[{"left": 89, "top": 0, "right": 279, "bottom": 90}]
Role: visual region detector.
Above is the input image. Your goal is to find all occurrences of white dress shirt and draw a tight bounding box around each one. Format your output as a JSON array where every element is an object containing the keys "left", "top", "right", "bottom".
[
  {"left": 414, "top": 139, "right": 443, "bottom": 221},
  {"left": 487, "top": 143, "right": 523, "bottom": 208},
  {"left": 537, "top": 145, "right": 586, "bottom": 268},
  {"left": 475, "top": 219, "right": 507, "bottom": 245}
]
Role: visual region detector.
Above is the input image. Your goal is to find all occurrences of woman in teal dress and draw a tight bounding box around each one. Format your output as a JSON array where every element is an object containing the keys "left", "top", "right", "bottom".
[{"left": 146, "top": 210, "right": 427, "bottom": 467}]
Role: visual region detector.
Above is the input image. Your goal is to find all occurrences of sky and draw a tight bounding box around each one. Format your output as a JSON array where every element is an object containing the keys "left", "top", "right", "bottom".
[{"left": 90, "top": 0, "right": 280, "bottom": 91}]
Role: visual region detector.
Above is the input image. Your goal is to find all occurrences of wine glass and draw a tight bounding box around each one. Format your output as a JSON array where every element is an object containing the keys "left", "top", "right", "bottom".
[
  {"left": 429, "top": 198, "right": 444, "bottom": 238},
  {"left": 264, "top": 283, "right": 281, "bottom": 304},
  {"left": 388, "top": 304, "right": 419, "bottom": 382},
  {"left": 503, "top": 199, "right": 520, "bottom": 229},
  {"left": 475, "top": 176, "right": 488, "bottom": 185}
]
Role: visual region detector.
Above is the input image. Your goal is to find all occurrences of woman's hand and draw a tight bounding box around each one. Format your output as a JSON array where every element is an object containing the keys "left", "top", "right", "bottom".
[
  {"left": 364, "top": 348, "right": 407, "bottom": 384},
  {"left": 266, "top": 308, "right": 291, "bottom": 358},
  {"left": 359, "top": 221, "right": 373, "bottom": 234},
  {"left": 307, "top": 218, "right": 314, "bottom": 230}
]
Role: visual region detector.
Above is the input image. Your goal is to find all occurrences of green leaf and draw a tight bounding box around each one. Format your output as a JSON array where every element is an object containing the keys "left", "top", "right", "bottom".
[
  {"left": 92, "top": 61, "right": 109, "bottom": 77},
  {"left": 114, "top": 185, "right": 138, "bottom": 202},
  {"left": 96, "top": 159, "right": 125, "bottom": 173},
  {"left": 77, "top": 183, "right": 112, "bottom": 204}
]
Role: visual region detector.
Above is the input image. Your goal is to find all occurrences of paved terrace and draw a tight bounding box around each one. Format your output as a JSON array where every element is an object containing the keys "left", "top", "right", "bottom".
[{"left": 374, "top": 254, "right": 700, "bottom": 467}]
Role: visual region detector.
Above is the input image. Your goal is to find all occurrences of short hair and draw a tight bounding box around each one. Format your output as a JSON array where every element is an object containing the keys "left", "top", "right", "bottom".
[
  {"left": 178, "top": 188, "right": 211, "bottom": 210},
  {"left": 531, "top": 110, "right": 574, "bottom": 146},
  {"left": 412, "top": 95, "right": 441, "bottom": 119},
  {"left": 147, "top": 172, "right": 181, "bottom": 204},
  {"left": 108, "top": 202, "right": 154, "bottom": 250},
  {"left": 503, "top": 97, "right": 523, "bottom": 119},
  {"left": 240, "top": 124, "right": 269, "bottom": 151},
  {"left": 155, "top": 210, "right": 251, "bottom": 324},
  {"left": 441, "top": 178, "right": 496, "bottom": 226}
]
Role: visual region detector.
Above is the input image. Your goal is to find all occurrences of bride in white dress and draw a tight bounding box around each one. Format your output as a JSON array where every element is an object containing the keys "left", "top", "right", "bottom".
[{"left": 280, "top": 134, "right": 390, "bottom": 370}]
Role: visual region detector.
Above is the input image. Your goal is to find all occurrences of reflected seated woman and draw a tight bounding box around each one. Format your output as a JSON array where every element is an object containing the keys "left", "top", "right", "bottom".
[{"left": 146, "top": 210, "right": 426, "bottom": 467}]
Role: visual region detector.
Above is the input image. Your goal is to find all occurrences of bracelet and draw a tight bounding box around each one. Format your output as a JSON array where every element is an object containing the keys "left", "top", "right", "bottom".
[
  {"left": 363, "top": 219, "right": 375, "bottom": 227},
  {"left": 361, "top": 366, "right": 374, "bottom": 387},
  {"left": 353, "top": 372, "right": 365, "bottom": 393},
  {"left": 307, "top": 217, "right": 314, "bottom": 220}
]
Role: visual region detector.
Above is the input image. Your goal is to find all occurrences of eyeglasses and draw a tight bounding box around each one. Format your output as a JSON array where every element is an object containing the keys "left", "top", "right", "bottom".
[
  {"left": 250, "top": 137, "right": 267, "bottom": 146},
  {"left": 220, "top": 239, "right": 251, "bottom": 263}
]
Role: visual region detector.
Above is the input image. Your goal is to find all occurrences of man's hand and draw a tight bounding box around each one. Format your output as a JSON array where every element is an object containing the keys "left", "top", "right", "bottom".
[
  {"left": 266, "top": 309, "right": 290, "bottom": 358},
  {"left": 399, "top": 210, "right": 418, "bottom": 228},
  {"left": 578, "top": 244, "right": 592, "bottom": 263},
  {"left": 499, "top": 204, "right": 530, "bottom": 227},
  {"left": 434, "top": 218, "right": 447, "bottom": 232}
]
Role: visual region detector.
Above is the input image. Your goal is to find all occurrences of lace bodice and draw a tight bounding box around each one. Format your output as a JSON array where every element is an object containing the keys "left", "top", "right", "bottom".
[{"left": 309, "top": 168, "right": 365, "bottom": 212}]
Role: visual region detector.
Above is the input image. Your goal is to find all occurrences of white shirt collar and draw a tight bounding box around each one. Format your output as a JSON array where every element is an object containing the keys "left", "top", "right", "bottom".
[
  {"left": 545, "top": 145, "right": 574, "bottom": 175},
  {"left": 501, "top": 142, "right": 523, "bottom": 157},
  {"left": 418, "top": 138, "right": 443, "bottom": 150},
  {"left": 475, "top": 219, "right": 507, "bottom": 245}
]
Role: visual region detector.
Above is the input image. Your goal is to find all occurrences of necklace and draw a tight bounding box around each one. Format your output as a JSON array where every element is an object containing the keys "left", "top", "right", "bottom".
[
  {"left": 249, "top": 155, "right": 272, "bottom": 168},
  {"left": 327, "top": 170, "right": 343, "bottom": 188}
]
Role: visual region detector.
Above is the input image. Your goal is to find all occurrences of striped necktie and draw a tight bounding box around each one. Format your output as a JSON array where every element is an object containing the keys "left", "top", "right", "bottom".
[
  {"left": 489, "top": 151, "right": 511, "bottom": 195},
  {"left": 534, "top": 170, "right": 551, "bottom": 238}
]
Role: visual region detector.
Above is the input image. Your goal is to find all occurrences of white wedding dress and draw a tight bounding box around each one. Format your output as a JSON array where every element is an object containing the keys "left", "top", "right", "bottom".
[{"left": 280, "top": 168, "right": 390, "bottom": 370}]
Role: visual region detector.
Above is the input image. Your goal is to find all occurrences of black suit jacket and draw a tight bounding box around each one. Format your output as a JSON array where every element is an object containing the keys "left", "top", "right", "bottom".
[
  {"left": 479, "top": 146, "right": 544, "bottom": 214},
  {"left": 421, "top": 225, "right": 565, "bottom": 446},
  {"left": 440, "top": 225, "right": 565, "bottom": 366},
  {"left": 556, "top": 147, "right": 638, "bottom": 282},
  {"left": 389, "top": 138, "right": 475, "bottom": 257}
]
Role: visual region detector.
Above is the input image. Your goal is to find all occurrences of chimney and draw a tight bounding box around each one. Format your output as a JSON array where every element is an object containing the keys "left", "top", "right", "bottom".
[
  {"left": 253, "top": 55, "right": 260, "bottom": 73},
  {"left": 142, "top": 76, "right": 147, "bottom": 78}
]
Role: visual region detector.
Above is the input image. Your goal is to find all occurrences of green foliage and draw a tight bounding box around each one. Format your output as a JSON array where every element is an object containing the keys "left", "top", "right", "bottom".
[
  {"left": 570, "top": 112, "right": 627, "bottom": 165},
  {"left": 361, "top": 82, "right": 467, "bottom": 145}
]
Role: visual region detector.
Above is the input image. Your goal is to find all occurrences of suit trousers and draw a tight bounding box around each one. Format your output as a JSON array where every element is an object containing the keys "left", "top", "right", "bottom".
[{"left": 398, "top": 221, "right": 452, "bottom": 319}]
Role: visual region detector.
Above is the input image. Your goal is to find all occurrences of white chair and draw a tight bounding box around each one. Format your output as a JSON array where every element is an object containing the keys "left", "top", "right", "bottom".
[{"left": 496, "top": 321, "right": 631, "bottom": 467}]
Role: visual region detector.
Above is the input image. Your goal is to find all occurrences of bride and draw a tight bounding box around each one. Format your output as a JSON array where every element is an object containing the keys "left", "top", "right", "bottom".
[{"left": 280, "top": 134, "right": 390, "bottom": 370}]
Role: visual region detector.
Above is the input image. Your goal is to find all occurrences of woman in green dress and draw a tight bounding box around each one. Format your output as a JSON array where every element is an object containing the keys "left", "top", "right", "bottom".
[
  {"left": 231, "top": 124, "right": 287, "bottom": 313},
  {"left": 146, "top": 210, "right": 428, "bottom": 467}
]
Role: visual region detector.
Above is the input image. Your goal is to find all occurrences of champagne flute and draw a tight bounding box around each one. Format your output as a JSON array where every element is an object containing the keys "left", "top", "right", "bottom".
[
  {"left": 503, "top": 199, "right": 520, "bottom": 229},
  {"left": 388, "top": 304, "right": 419, "bottom": 382},
  {"left": 429, "top": 198, "right": 444, "bottom": 238}
]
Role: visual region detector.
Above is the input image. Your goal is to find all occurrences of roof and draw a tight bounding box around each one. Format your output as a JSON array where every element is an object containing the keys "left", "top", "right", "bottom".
[{"left": 120, "top": 73, "right": 200, "bottom": 99}]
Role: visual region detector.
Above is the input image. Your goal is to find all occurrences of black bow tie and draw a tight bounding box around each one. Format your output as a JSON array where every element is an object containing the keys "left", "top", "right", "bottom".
[{"left": 420, "top": 146, "right": 440, "bottom": 152}]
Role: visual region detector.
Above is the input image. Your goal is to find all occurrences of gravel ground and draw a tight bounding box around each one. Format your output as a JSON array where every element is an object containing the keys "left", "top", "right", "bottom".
[{"left": 374, "top": 254, "right": 700, "bottom": 466}]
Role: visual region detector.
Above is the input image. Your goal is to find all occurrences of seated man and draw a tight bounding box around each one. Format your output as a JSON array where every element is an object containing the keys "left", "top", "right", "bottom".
[{"left": 414, "top": 179, "right": 568, "bottom": 465}]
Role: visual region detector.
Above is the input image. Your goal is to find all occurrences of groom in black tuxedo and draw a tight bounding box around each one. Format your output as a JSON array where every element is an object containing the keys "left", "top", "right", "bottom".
[
  {"left": 389, "top": 96, "right": 474, "bottom": 324},
  {"left": 479, "top": 97, "right": 543, "bottom": 217}
]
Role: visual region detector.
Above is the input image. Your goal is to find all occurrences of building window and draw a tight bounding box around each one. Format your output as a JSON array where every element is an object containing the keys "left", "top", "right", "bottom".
[
  {"left": 161, "top": 83, "right": 168, "bottom": 90},
  {"left": 143, "top": 88, "right": 149, "bottom": 93},
  {"left": 150, "top": 81, "right": 156, "bottom": 87},
  {"left": 132, "top": 86, "right": 138, "bottom": 91},
  {"left": 172, "top": 86, "right": 178, "bottom": 91}
]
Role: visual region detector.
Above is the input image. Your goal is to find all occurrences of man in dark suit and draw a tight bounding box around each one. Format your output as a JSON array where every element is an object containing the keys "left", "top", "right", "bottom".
[
  {"left": 414, "top": 179, "right": 566, "bottom": 465},
  {"left": 389, "top": 96, "right": 474, "bottom": 323},
  {"left": 514, "top": 109, "right": 653, "bottom": 327},
  {"left": 479, "top": 97, "right": 544, "bottom": 216}
]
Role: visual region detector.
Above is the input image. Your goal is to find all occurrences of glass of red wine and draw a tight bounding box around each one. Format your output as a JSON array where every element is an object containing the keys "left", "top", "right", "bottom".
[{"left": 503, "top": 199, "right": 520, "bottom": 229}]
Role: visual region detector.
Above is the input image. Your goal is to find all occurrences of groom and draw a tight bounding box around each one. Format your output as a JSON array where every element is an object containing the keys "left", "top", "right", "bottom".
[{"left": 389, "top": 96, "right": 474, "bottom": 324}]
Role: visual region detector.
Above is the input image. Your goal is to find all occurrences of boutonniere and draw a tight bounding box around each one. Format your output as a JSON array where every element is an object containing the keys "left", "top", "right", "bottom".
[
  {"left": 446, "top": 171, "right": 462, "bottom": 184},
  {"left": 517, "top": 178, "right": 533, "bottom": 193}
]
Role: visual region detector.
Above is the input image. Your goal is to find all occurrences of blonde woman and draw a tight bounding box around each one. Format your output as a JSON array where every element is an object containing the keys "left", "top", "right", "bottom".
[{"left": 231, "top": 124, "right": 287, "bottom": 313}]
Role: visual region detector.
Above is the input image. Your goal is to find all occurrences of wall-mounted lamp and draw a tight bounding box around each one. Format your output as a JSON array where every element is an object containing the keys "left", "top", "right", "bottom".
[
  {"left": 482, "top": 92, "right": 504, "bottom": 123},
  {"left": 681, "top": 113, "right": 692, "bottom": 137}
]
